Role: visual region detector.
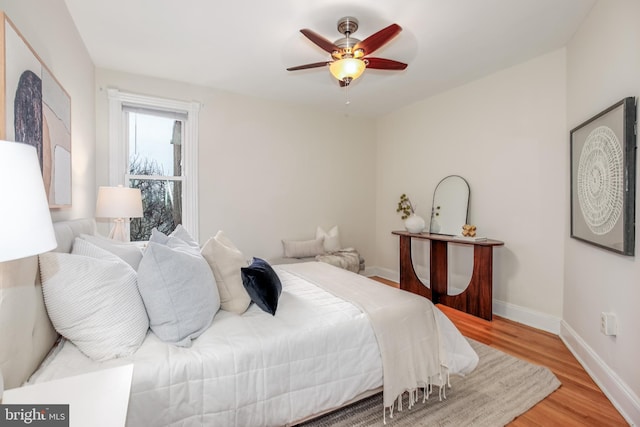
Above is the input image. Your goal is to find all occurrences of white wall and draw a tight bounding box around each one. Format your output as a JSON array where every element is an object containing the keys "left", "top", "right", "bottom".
[
  {"left": 564, "top": 0, "right": 640, "bottom": 423},
  {"left": 375, "top": 49, "right": 567, "bottom": 329},
  {"left": 0, "top": 0, "right": 95, "bottom": 221},
  {"left": 95, "top": 69, "right": 377, "bottom": 262}
]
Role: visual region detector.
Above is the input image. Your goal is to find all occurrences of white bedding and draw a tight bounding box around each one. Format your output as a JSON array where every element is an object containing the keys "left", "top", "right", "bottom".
[{"left": 29, "top": 264, "right": 477, "bottom": 427}]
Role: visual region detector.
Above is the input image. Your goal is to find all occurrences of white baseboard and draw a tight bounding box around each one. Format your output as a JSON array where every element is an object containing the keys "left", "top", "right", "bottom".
[
  {"left": 367, "top": 266, "right": 561, "bottom": 333},
  {"left": 560, "top": 321, "right": 639, "bottom": 426},
  {"left": 492, "top": 299, "right": 561, "bottom": 334}
]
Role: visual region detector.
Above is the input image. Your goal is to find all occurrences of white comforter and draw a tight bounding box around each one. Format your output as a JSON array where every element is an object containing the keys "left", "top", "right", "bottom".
[{"left": 30, "top": 264, "right": 477, "bottom": 426}]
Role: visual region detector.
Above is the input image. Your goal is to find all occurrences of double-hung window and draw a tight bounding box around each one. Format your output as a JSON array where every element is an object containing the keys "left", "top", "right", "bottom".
[{"left": 107, "top": 89, "right": 200, "bottom": 241}]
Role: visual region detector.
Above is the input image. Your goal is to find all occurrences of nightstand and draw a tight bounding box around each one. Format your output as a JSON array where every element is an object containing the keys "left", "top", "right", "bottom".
[{"left": 2, "top": 364, "right": 133, "bottom": 427}]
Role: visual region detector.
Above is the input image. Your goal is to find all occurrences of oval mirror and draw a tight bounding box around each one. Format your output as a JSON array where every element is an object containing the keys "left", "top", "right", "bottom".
[{"left": 429, "top": 175, "right": 470, "bottom": 235}]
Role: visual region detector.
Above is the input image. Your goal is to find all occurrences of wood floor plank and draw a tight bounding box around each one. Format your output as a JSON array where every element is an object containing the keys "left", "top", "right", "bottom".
[{"left": 370, "top": 276, "right": 628, "bottom": 426}]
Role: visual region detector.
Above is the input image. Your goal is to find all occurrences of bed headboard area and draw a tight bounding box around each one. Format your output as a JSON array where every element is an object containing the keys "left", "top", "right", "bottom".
[{"left": 0, "top": 218, "right": 96, "bottom": 389}]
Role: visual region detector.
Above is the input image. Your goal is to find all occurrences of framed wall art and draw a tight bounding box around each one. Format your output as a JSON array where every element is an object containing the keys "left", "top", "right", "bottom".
[
  {"left": 0, "top": 12, "right": 72, "bottom": 208},
  {"left": 570, "top": 97, "right": 636, "bottom": 256}
]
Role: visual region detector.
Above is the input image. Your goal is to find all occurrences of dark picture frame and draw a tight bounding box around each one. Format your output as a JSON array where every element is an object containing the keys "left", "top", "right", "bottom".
[
  {"left": 0, "top": 12, "right": 72, "bottom": 208},
  {"left": 570, "top": 97, "right": 636, "bottom": 256}
]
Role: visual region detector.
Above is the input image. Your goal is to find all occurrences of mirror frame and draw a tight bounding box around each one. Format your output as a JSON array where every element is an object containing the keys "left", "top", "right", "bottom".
[{"left": 429, "top": 175, "right": 470, "bottom": 235}]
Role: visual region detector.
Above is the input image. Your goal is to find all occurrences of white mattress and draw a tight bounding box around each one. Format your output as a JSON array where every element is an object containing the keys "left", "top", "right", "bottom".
[{"left": 29, "top": 266, "right": 477, "bottom": 426}]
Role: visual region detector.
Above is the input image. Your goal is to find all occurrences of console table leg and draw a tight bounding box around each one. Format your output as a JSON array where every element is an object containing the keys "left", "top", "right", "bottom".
[
  {"left": 473, "top": 245, "right": 493, "bottom": 320},
  {"left": 430, "top": 240, "right": 448, "bottom": 304},
  {"left": 398, "top": 235, "right": 432, "bottom": 300},
  {"left": 438, "top": 245, "right": 493, "bottom": 320}
]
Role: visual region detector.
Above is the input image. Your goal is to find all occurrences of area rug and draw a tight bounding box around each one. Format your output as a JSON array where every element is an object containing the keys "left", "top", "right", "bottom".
[{"left": 299, "top": 339, "right": 561, "bottom": 426}]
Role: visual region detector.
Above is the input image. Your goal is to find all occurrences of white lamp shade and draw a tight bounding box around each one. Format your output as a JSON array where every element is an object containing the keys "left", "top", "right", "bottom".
[
  {"left": 95, "top": 186, "right": 143, "bottom": 219},
  {"left": 0, "top": 140, "right": 56, "bottom": 262}
]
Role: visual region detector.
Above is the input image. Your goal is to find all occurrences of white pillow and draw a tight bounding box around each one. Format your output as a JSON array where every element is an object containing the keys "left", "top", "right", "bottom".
[
  {"left": 137, "top": 233, "right": 220, "bottom": 346},
  {"left": 316, "top": 225, "right": 341, "bottom": 253},
  {"left": 170, "top": 224, "right": 200, "bottom": 248},
  {"left": 282, "top": 237, "right": 325, "bottom": 258},
  {"left": 150, "top": 225, "right": 199, "bottom": 248},
  {"left": 78, "top": 233, "right": 143, "bottom": 270},
  {"left": 201, "top": 231, "right": 251, "bottom": 314},
  {"left": 39, "top": 238, "right": 149, "bottom": 361}
]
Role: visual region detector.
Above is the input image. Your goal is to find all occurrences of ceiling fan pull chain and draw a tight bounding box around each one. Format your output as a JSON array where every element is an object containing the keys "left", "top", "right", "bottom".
[{"left": 344, "top": 82, "right": 352, "bottom": 119}]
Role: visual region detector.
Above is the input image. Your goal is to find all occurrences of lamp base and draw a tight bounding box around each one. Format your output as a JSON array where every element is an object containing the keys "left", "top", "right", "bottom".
[{"left": 108, "top": 218, "right": 129, "bottom": 242}]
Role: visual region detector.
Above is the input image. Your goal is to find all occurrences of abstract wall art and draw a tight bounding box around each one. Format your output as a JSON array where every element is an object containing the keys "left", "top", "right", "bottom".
[{"left": 1, "top": 12, "right": 72, "bottom": 208}]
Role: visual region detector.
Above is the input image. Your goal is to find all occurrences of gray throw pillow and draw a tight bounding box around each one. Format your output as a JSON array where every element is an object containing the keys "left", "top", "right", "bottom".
[
  {"left": 282, "top": 238, "right": 325, "bottom": 258},
  {"left": 137, "top": 234, "right": 220, "bottom": 346}
]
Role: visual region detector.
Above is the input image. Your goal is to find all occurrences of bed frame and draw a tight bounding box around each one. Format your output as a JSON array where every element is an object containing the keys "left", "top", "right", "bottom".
[{"left": 0, "top": 219, "right": 96, "bottom": 390}]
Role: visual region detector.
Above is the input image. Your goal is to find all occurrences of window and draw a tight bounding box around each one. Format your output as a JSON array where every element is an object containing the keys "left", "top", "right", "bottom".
[{"left": 108, "top": 89, "right": 200, "bottom": 241}]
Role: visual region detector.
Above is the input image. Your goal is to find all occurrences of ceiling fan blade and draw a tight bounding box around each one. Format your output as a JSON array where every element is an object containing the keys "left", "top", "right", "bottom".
[
  {"left": 354, "top": 23, "right": 402, "bottom": 56},
  {"left": 300, "top": 29, "right": 339, "bottom": 54},
  {"left": 287, "top": 61, "right": 331, "bottom": 71},
  {"left": 365, "top": 57, "right": 408, "bottom": 70}
]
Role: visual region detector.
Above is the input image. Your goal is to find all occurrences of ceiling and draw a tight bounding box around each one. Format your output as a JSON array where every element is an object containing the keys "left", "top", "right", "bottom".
[{"left": 63, "top": 0, "right": 595, "bottom": 117}]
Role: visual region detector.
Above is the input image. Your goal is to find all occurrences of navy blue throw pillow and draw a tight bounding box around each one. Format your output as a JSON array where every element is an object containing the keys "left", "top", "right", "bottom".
[{"left": 241, "top": 257, "right": 282, "bottom": 315}]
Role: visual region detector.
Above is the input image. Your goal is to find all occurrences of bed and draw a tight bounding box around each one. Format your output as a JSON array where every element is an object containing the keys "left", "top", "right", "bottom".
[{"left": 0, "top": 219, "right": 478, "bottom": 426}]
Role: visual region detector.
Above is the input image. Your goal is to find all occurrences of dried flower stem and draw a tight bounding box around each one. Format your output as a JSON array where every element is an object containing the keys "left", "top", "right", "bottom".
[{"left": 396, "top": 193, "right": 416, "bottom": 220}]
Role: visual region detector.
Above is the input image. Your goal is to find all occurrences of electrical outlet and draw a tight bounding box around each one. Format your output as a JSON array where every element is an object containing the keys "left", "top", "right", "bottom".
[{"left": 600, "top": 312, "right": 617, "bottom": 336}]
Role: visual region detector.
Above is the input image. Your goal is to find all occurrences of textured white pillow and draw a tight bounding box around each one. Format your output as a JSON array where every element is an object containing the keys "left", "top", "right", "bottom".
[
  {"left": 138, "top": 233, "right": 220, "bottom": 346},
  {"left": 78, "top": 233, "right": 143, "bottom": 270},
  {"left": 150, "top": 225, "right": 199, "bottom": 248},
  {"left": 39, "top": 238, "right": 149, "bottom": 361},
  {"left": 170, "top": 224, "right": 200, "bottom": 248},
  {"left": 282, "top": 237, "right": 325, "bottom": 258},
  {"left": 201, "top": 231, "right": 251, "bottom": 314},
  {"left": 316, "top": 225, "right": 341, "bottom": 253}
]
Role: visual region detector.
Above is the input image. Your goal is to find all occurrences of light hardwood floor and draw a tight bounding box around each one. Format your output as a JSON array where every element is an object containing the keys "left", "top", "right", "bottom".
[{"left": 371, "top": 276, "right": 628, "bottom": 426}]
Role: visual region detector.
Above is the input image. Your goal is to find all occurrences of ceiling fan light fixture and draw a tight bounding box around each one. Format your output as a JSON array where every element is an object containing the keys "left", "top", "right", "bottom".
[
  {"left": 329, "top": 58, "right": 366, "bottom": 83},
  {"left": 288, "top": 18, "right": 407, "bottom": 86}
]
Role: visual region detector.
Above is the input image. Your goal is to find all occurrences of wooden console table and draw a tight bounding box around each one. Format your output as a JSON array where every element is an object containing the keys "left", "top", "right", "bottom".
[{"left": 392, "top": 231, "right": 504, "bottom": 320}]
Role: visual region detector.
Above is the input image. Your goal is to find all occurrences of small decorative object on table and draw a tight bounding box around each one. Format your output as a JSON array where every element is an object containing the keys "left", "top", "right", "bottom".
[
  {"left": 462, "top": 224, "right": 476, "bottom": 237},
  {"left": 453, "top": 224, "right": 487, "bottom": 241},
  {"left": 397, "top": 193, "right": 425, "bottom": 233}
]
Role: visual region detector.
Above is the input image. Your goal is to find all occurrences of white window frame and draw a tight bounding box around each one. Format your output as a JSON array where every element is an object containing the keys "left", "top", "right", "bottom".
[{"left": 107, "top": 88, "right": 200, "bottom": 238}]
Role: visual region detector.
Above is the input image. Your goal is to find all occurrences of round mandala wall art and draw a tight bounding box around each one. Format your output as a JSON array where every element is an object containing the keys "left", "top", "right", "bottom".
[
  {"left": 576, "top": 126, "right": 623, "bottom": 235},
  {"left": 569, "top": 97, "right": 636, "bottom": 256}
]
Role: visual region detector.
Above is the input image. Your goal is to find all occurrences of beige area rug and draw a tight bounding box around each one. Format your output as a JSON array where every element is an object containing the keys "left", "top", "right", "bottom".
[{"left": 299, "top": 339, "right": 561, "bottom": 426}]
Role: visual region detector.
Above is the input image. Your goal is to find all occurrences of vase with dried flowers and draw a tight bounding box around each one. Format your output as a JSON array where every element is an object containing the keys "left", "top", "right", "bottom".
[{"left": 396, "top": 194, "right": 425, "bottom": 233}]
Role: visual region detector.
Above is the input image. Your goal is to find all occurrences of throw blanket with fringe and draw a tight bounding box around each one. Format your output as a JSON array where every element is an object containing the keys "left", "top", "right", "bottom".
[
  {"left": 278, "top": 262, "right": 447, "bottom": 420},
  {"left": 315, "top": 248, "right": 361, "bottom": 273}
]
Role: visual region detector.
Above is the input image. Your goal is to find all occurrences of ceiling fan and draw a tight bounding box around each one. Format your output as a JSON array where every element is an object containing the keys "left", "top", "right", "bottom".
[{"left": 287, "top": 16, "right": 408, "bottom": 87}]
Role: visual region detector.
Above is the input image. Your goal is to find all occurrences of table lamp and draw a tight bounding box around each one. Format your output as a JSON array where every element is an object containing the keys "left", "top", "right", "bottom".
[
  {"left": 0, "top": 140, "right": 57, "bottom": 402},
  {"left": 95, "top": 185, "right": 143, "bottom": 241},
  {"left": 0, "top": 140, "right": 57, "bottom": 262}
]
